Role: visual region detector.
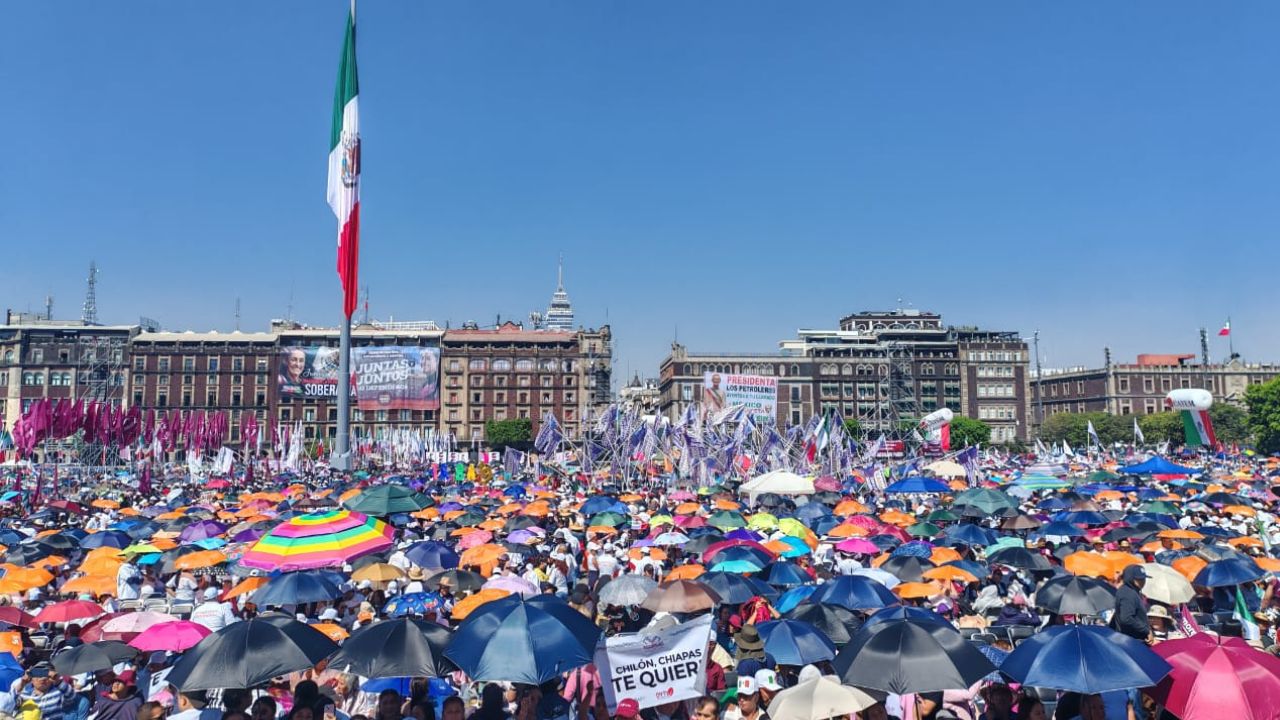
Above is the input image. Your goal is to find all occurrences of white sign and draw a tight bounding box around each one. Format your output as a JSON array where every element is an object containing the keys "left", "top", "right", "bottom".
[
  {"left": 596, "top": 615, "right": 713, "bottom": 712},
  {"left": 702, "top": 372, "right": 778, "bottom": 422}
]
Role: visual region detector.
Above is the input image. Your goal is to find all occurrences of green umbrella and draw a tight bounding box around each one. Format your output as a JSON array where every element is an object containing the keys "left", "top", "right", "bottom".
[
  {"left": 925, "top": 509, "right": 959, "bottom": 523},
  {"left": 906, "top": 522, "right": 943, "bottom": 538},
  {"left": 589, "top": 512, "right": 629, "bottom": 528},
  {"left": 951, "top": 488, "right": 1017, "bottom": 514},
  {"left": 1139, "top": 501, "right": 1181, "bottom": 515},
  {"left": 985, "top": 537, "right": 1023, "bottom": 554},
  {"left": 709, "top": 510, "right": 747, "bottom": 530},
  {"left": 1084, "top": 470, "right": 1119, "bottom": 483},
  {"left": 344, "top": 484, "right": 434, "bottom": 515}
]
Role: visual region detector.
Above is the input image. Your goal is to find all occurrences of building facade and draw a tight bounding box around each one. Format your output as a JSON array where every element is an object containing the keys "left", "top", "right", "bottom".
[
  {"left": 1032, "top": 351, "right": 1280, "bottom": 424},
  {"left": 3, "top": 311, "right": 612, "bottom": 451},
  {"left": 658, "top": 309, "right": 1032, "bottom": 442}
]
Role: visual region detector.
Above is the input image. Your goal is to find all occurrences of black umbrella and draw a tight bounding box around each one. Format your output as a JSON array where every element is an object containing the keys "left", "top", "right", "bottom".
[
  {"left": 700, "top": 572, "right": 767, "bottom": 604},
  {"left": 987, "top": 547, "right": 1053, "bottom": 571},
  {"left": 253, "top": 571, "right": 344, "bottom": 606},
  {"left": 52, "top": 641, "right": 139, "bottom": 675},
  {"left": 681, "top": 534, "right": 725, "bottom": 556},
  {"left": 5, "top": 542, "right": 56, "bottom": 565},
  {"left": 166, "top": 614, "right": 339, "bottom": 691},
  {"left": 833, "top": 619, "right": 995, "bottom": 694},
  {"left": 1034, "top": 575, "right": 1116, "bottom": 616},
  {"left": 36, "top": 534, "right": 78, "bottom": 552},
  {"left": 427, "top": 569, "right": 485, "bottom": 593},
  {"left": 879, "top": 555, "right": 934, "bottom": 583},
  {"left": 505, "top": 516, "right": 540, "bottom": 532},
  {"left": 328, "top": 618, "right": 454, "bottom": 678},
  {"left": 784, "top": 602, "right": 862, "bottom": 645},
  {"left": 344, "top": 485, "right": 434, "bottom": 515}
]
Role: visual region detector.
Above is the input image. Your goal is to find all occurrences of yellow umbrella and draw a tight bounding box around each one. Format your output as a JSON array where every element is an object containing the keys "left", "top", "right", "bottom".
[{"left": 352, "top": 563, "right": 406, "bottom": 583}]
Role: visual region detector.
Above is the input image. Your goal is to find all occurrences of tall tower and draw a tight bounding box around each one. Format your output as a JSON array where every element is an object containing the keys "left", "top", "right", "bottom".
[
  {"left": 82, "top": 261, "right": 99, "bottom": 325},
  {"left": 544, "top": 254, "right": 575, "bottom": 331}
]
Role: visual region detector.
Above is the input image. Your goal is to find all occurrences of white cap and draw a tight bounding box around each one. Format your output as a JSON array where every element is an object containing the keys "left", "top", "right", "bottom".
[
  {"left": 737, "top": 677, "right": 758, "bottom": 696},
  {"left": 319, "top": 608, "right": 340, "bottom": 621},
  {"left": 754, "top": 669, "right": 781, "bottom": 692},
  {"left": 203, "top": 587, "right": 220, "bottom": 600}
]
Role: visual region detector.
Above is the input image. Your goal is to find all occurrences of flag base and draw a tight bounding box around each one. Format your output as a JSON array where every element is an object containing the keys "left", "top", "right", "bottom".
[{"left": 329, "top": 450, "right": 353, "bottom": 472}]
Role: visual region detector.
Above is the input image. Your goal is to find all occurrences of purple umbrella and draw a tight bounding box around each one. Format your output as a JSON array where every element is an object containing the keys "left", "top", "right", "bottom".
[
  {"left": 179, "top": 520, "right": 228, "bottom": 543},
  {"left": 438, "top": 502, "right": 464, "bottom": 513},
  {"left": 231, "top": 528, "right": 267, "bottom": 543},
  {"left": 508, "top": 530, "right": 539, "bottom": 544},
  {"left": 726, "top": 528, "right": 764, "bottom": 542},
  {"left": 483, "top": 575, "right": 539, "bottom": 598}
]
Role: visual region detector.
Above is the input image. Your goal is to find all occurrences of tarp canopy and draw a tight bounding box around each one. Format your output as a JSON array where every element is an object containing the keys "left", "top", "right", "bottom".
[
  {"left": 1118, "top": 457, "right": 1197, "bottom": 475},
  {"left": 739, "top": 470, "right": 815, "bottom": 505}
]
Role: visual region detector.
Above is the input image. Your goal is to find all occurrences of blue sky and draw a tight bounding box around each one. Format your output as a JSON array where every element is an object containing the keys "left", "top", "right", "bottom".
[{"left": 5, "top": 2, "right": 1279, "bottom": 385}]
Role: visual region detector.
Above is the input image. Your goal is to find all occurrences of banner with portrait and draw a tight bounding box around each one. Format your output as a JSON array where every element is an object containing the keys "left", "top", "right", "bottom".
[
  {"left": 701, "top": 372, "right": 778, "bottom": 421},
  {"left": 278, "top": 346, "right": 440, "bottom": 411}
]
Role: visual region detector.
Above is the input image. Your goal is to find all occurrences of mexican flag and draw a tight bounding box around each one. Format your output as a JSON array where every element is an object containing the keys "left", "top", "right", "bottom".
[
  {"left": 1234, "top": 586, "right": 1260, "bottom": 641},
  {"left": 1179, "top": 409, "right": 1216, "bottom": 447},
  {"left": 327, "top": 7, "right": 360, "bottom": 319}
]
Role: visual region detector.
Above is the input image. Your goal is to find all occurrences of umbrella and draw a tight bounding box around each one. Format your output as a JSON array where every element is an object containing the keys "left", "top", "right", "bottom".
[
  {"left": 1034, "top": 575, "right": 1116, "bottom": 616},
  {"left": 166, "top": 613, "right": 340, "bottom": 691},
  {"left": 51, "top": 641, "right": 138, "bottom": 675},
  {"left": 809, "top": 576, "right": 897, "bottom": 612},
  {"left": 352, "top": 563, "right": 407, "bottom": 584},
  {"left": 253, "top": 571, "right": 344, "bottom": 606},
  {"left": 0, "top": 607, "right": 38, "bottom": 629},
  {"left": 380, "top": 592, "right": 443, "bottom": 618},
  {"left": 427, "top": 569, "right": 486, "bottom": 593},
  {"left": 344, "top": 485, "right": 434, "bottom": 515},
  {"left": 698, "top": 572, "right": 764, "bottom": 605},
  {"left": 34, "top": 600, "right": 104, "bottom": 624},
  {"left": 100, "top": 612, "right": 177, "bottom": 635},
  {"left": 484, "top": 576, "right": 540, "bottom": 599},
  {"left": 240, "top": 509, "right": 394, "bottom": 572},
  {"left": 1194, "top": 556, "right": 1265, "bottom": 587},
  {"left": 1140, "top": 563, "right": 1195, "bottom": 605},
  {"left": 597, "top": 575, "right": 658, "bottom": 607},
  {"left": 445, "top": 595, "right": 601, "bottom": 684},
  {"left": 951, "top": 489, "right": 1017, "bottom": 514},
  {"left": 329, "top": 617, "right": 454, "bottom": 679},
  {"left": 81, "top": 531, "right": 134, "bottom": 550},
  {"left": 862, "top": 605, "right": 953, "bottom": 630},
  {"left": 1000, "top": 624, "right": 1171, "bottom": 694},
  {"left": 641, "top": 580, "right": 721, "bottom": 613},
  {"left": 759, "top": 562, "right": 812, "bottom": 588},
  {"left": 987, "top": 547, "right": 1053, "bottom": 571},
  {"left": 756, "top": 619, "right": 837, "bottom": 665},
  {"left": 783, "top": 602, "right": 861, "bottom": 645},
  {"left": 834, "top": 619, "right": 995, "bottom": 693},
  {"left": 1148, "top": 633, "right": 1280, "bottom": 720},
  {"left": 767, "top": 676, "right": 878, "bottom": 720},
  {"left": 128, "top": 621, "right": 211, "bottom": 652},
  {"left": 405, "top": 542, "right": 459, "bottom": 570},
  {"left": 879, "top": 555, "right": 934, "bottom": 583}
]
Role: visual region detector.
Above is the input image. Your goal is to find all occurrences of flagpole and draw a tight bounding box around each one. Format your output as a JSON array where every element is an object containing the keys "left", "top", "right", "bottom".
[{"left": 1228, "top": 316, "right": 1235, "bottom": 359}]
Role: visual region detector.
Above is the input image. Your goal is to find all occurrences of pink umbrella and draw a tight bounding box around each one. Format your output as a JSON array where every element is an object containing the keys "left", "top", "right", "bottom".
[
  {"left": 669, "top": 491, "right": 696, "bottom": 502},
  {"left": 835, "top": 538, "right": 880, "bottom": 555},
  {"left": 34, "top": 600, "right": 104, "bottom": 625},
  {"left": 845, "top": 515, "right": 882, "bottom": 531},
  {"left": 1148, "top": 633, "right": 1280, "bottom": 720},
  {"left": 674, "top": 515, "right": 707, "bottom": 529},
  {"left": 128, "top": 620, "right": 211, "bottom": 652},
  {"left": 455, "top": 530, "right": 495, "bottom": 551},
  {"left": 101, "top": 611, "right": 178, "bottom": 634},
  {"left": 813, "top": 476, "right": 841, "bottom": 493},
  {"left": 483, "top": 575, "right": 539, "bottom": 598}
]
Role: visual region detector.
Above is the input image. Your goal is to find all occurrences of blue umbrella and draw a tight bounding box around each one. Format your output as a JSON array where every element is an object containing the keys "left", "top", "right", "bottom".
[
  {"left": 253, "top": 571, "right": 344, "bottom": 606},
  {"left": 863, "top": 605, "right": 953, "bottom": 629},
  {"left": 756, "top": 619, "right": 837, "bottom": 665},
  {"left": 502, "top": 485, "right": 526, "bottom": 498},
  {"left": 701, "top": 572, "right": 767, "bottom": 604},
  {"left": 192, "top": 538, "right": 227, "bottom": 550},
  {"left": 711, "top": 559, "right": 764, "bottom": 573},
  {"left": 81, "top": 531, "right": 133, "bottom": 550},
  {"left": 891, "top": 541, "right": 934, "bottom": 559},
  {"left": 1193, "top": 556, "right": 1264, "bottom": 587},
  {"left": 383, "top": 592, "right": 444, "bottom": 617},
  {"left": 1053, "top": 511, "right": 1110, "bottom": 527},
  {"left": 809, "top": 576, "right": 897, "bottom": 611},
  {"left": 794, "top": 504, "right": 833, "bottom": 528},
  {"left": 943, "top": 525, "right": 996, "bottom": 547},
  {"left": 774, "top": 585, "right": 819, "bottom": 614},
  {"left": 1038, "top": 522, "right": 1085, "bottom": 538},
  {"left": 885, "top": 477, "right": 950, "bottom": 494},
  {"left": 943, "top": 560, "right": 990, "bottom": 580},
  {"left": 0, "top": 650, "right": 21, "bottom": 688},
  {"left": 759, "top": 561, "right": 812, "bottom": 588},
  {"left": 707, "top": 545, "right": 773, "bottom": 568},
  {"left": 580, "top": 496, "right": 624, "bottom": 516},
  {"left": 1037, "top": 497, "right": 1071, "bottom": 511},
  {"left": 772, "top": 537, "right": 811, "bottom": 559},
  {"left": 406, "top": 542, "right": 460, "bottom": 570},
  {"left": 445, "top": 595, "right": 601, "bottom": 684},
  {"left": 977, "top": 644, "right": 1008, "bottom": 682},
  {"left": 999, "top": 624, "right": 1171, "bottom": 693}
]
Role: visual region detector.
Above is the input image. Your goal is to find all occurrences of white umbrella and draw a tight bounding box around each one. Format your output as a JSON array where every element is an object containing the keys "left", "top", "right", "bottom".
[
  {"left": 767, "top": 676, "right": 878, "bottom": 720},
  {"left": 925, "top": 460, "right": 966, "bottom": 478},
  {"left": 597, "top": 574, "right": 658, "bottom": 606},
  {"left": 652, "top": 532, "right": 690, "bottom": 547},
  {"left": 848, "top": 568, "right": 900, "bottom": 589},
  {"left": 1141, "top": 563, "right": 1194, "bottom": 605}
]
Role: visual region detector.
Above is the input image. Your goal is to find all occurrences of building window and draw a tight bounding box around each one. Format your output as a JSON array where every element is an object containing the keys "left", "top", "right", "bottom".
[
  {"left": 790, "top": 386, "right": 802, "bottom": 402},
  {"left": 157, "top": 393, "right": 167, "bottom": 407},
  {"left": 231, "top": 392, "right": 241, "bottom": 406},
  {"left": 280, "top": 408, "right": 291, "bottom": 421},
  {"left": 1160, "top": 377, "right": 1171, "bottom": 392},
  {"left": 256, "top": 392, "right": 266, "bottom": 405},
  {"left": 206, "top": 392, "right": 217, "bottom": 406},
  {"left": 1118, "top": 377, "right": 1129, "bottom": 393},
  {"left": 682, "top": 384, "right": 694, "bottom": 402},
  {"left": 448, "top": 359, "right": 461, "bottom": 372},
  {"left": 495, "top": 391, "right": 506, "bottom": 404},
  {"left": 565, "top": 391, "right": 575, "bottom": 403},
  {"left": 232, "top": 374, "right": 243, "bottom": 385},
  {"left": 231, "top": 357, "right": 244, "bottom": 371},
  {"left": 492, "top": 359, "right": 512, "bottom": 371},
  {"left": 1143, "top": 378, "right": 1154, "bottom": 393},
  {"left": 133, "top": 357, "right": 145, "bottom": 371},
  {"left": 158, "top": 376, "right": 171, "bottom": 388},
  {"left": 518, "top": 376, "right": 531, "bottom": 387},
  {"left": 516, "top": 359, "right": 535, "bottom": 372},
  {"left": 541, "top": 391, "right": 553, "bottom": 403},
  {"left": 469, "top": 359, "right": 487, "bottom": 371},
  {"left": 183, "top": 356, "right": 195, "bottom": 371},
  {"left": 208, "top": 358, "right": 219, "bottom": 371},
  {"left": 470, "top": 376, "right": 485, "bottom": 387},
  {"left": 30, "top": 349, "right": 43, "bottom": 363},
  {"left": 494, "top": 376, "right": 507, "bottom": 387},
  {"left": 256, "top": 357, "right": 269, "bottom": 371},
  {"left": 791, "top": 364, "right": 800, "bottom": 376},
  {"left": 518, "top": 392, "right": 530, "bottom": 404},
  {"left": 182, "top": 393, "right": 192, "bottom": 407},
  {"left": 471, "top": 391, "right": 483, "bottom": 403},
  {"left": 133, "top": 391, "right": 144, "bottom": 406}
]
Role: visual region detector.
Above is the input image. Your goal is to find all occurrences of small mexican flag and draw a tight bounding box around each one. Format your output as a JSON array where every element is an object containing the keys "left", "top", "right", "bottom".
[
  {"left": 1234, "top": 586, "right": 1260, "bottom": 641},
  {"left": 327, "top": 5, "right": 361, "bottom": 319}
]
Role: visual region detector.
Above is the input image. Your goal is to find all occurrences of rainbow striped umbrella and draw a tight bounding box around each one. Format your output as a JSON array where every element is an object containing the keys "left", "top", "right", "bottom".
[{"left": 240, "top": 510, "right": 393, "bottom": 571}]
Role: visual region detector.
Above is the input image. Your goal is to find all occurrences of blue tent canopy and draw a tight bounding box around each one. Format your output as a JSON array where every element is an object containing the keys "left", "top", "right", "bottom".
[
  {"left": 1118, "top": 457, "right": 1197, "bottom": 475},
  {"left": 884, "top": 476, "right": 950, "bottom": 494}
]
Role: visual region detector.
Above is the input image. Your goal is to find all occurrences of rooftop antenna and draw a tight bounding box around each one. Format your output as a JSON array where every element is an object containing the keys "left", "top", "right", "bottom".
[
  {"left": 286, "top": 283, "right": 295, "bottom": 324},
  {"left": 360, "top": 285, "right": 370, "bottom": 325},
  {"left": 82, "top": 261, "right": 99, "bottom": 325},
  {"left": 557, "top": 252, "right": 564, "bottom": 291},
  {"left": 234, "top": 297, "right": 241, "bottom": 331}
]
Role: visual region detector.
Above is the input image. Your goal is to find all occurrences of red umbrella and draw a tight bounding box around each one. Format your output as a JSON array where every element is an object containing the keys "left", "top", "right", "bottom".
[
  {"left": 77, "top": 612, "right": 129, "bottom": 643},
  {"left": 47, "top": 500, "right": 87, "bottom": 515},
  {"left": 34, "top": 600, "right": 104, "bottom": 625},
  {"left": 1148, "top": 633, "right": 1280, "bottom": 720},
  {"left": 0, "top": 606, "right": 39, "bottom": 629}
]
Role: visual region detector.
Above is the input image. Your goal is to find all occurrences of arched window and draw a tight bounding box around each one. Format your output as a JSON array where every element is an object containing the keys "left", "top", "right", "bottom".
[
  {"left": 920, "top": 363, "right": 935, "bottom": 376},
  {"left": 683, "top": 364, "right": 691, "bottom": 375},
  {"left": 790, "top": 364, "right": 800, "bottom": 376}
]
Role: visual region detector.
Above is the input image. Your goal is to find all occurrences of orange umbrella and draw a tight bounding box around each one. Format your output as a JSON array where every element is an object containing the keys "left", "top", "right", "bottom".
[
  {"left": 1229, "top": 537, "right": 1264, "bottom": 549},
  {"left": 4, "top": 567, "right": 53, "bottom": 591},
  {"left": 1223, "top": 505, "right": 1257, "bottom": 517},
  {"left": 79, "top": 555, "right": 125, "bottom": 576},
  {"left": 1172, "top": 556, "right": 1208, "bottom": 583},
  {"left": 150, "top": 538, "right": 178, "bottom": 551},
  {"left": 1158, "top": 529, "right": 1204, "bottom": 540},
  {"left": 61, "top": 575, "right": 116, "bottom": 597},
  {"left": 1255, "top": 557, "right": 1280, "bottom": 572},
  {"left": 522, "top": 502, "right": 550, "bottom": 518},
  {"left": 311, "top": 622, "right": 349, "bottom": 642},
  {"left": 834, "top": 500, "right": 869, "bottom": 516},
  {"left": 450, "top": 527, "right": 478, "bottom": 537},
  {"left": 713, "top": 499, "right": 741, "bottom": 511},
  {"left": 923, "top": 566, "right": 977, "bottom": 583},
  {"left": 90, "top": 499, "right": 120, "bottom": 510},
  {"left": 174, "top": 550, "right": 228, "bottom": 570},
  {"left": 665, "top": 564, "right": 705, "bottom": 581},
  {"left": 1094, "top": 490, "right": 1124, "bottom": 502},
  {"left": 32, "top": 556, "right": 68, "bottom": 571},
  {"left": 412, "top": 508, "right": 440, "bottom": 521},
  {"left": 880, "top": 511, "right": 915, "bottom": 527},
  {"left": 1064, "top": 552, "right": 1113, "bottom": 579},
  {"left": 223, "top": 576, "right": 268, "bottom": 600},
  {"left": 460, "top": 544, "right": 508, "bottom": 567},
  {"left": 587, "top": 526, "right": 619, "bottom": 536},
  {"left": 827, "top": 524, "right": 869, "bottom": 539},
  {"left": 930, "top": 547, "right": 962, "bottom": 565},
  {"left": 338, "top": 488, "right": 362, "bottom": 505},
  {"left": 675, "top": 503, "right": 702, "bottom": 515},
  {"left": 1102, "top": 551, "right": 1142, "bottom": 572},
  {"left": 628, "top": 548, "right": 668, "bottom": 562},
  {"left": 496, "top": 503, "right": 524, "bottom": 516},
  {"left": 443, "top": 510, "right": 467, "bottom": 522},
  {"left": 119, "top": 508, "right": 142, "bottom": 517},
  {"left": 451, "top": 588, "right": 511, "bottom": 620},
  {"left": 478, "top": 520, "right": 505, "bottom": 532},
  {"left": 894, "top": 582, "right": 942, "bottom": 599},
  {"left": 619, "top": 494, "right": 643, "bottom": 503},
  {"left": 1140, "top": 540, "right": 1179, "bottom": 553}
]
